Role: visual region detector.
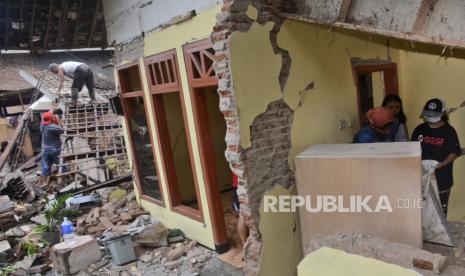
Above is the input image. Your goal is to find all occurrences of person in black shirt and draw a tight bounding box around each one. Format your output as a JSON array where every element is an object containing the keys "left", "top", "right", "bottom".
[{"left": 411, "top": 98, "right": 461, "bottom": 216}]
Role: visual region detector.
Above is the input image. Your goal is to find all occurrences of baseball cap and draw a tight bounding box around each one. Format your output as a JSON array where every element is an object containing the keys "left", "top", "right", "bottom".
[
  {"left": 421, "top": 98, "right": 445, "bottom": 118},
  {"left": 42, "top": 111, "right": 53, "bottom": 125},
  {"left": 366, "top": 107, "right": 394, "bottom": 129}
]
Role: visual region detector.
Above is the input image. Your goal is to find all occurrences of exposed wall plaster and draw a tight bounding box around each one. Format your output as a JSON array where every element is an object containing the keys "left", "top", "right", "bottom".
[{"left": 211, "top": 1, "right": 296, "bottom": 274}]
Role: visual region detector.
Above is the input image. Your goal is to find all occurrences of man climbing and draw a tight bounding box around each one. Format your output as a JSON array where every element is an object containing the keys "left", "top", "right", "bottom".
[
  {"left": 48, "top": 61, "right": 96, "bottom": 106},
  {"left": 40, "top": 111, "right": 64, "bottom": 185}
]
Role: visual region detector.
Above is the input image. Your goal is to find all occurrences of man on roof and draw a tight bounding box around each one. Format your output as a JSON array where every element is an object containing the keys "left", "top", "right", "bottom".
[{"left": 48, "top": 61, "right": 96, "bottom": 106}]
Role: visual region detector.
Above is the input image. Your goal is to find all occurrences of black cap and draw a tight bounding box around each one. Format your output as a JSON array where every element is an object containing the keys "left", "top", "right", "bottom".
[{"left": 422, "top": 98, "right": 445, "bottom": 118}]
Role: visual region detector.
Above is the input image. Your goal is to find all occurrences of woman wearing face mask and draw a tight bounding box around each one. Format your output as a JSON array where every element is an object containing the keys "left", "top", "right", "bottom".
[{"left": 411, "top": 98, "right": 461, "bottom": 217}]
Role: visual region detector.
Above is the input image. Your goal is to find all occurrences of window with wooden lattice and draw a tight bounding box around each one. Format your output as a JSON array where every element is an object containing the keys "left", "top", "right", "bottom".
[
  {"left": 183, "top": 39, "right": 217, "bottom": 88},
  {"left": 144, "top": 50, "right": 180, "bottom": 93}
]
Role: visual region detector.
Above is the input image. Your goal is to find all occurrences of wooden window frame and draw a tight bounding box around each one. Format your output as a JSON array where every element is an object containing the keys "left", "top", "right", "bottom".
[
  {"left": 183, "top": 39, "right": 229, "bottom": 251},
  {"left": 144, "top": 49, "right": 204, "bottom": 222},
  {"left": 353, "top": 62, "right": 399, "bottom": 126},
  {"left": 183, "top": 39, "right": 217, "bottom": 88},
  {"left": 117, "top": 61, "right": 165, "bottom": 207}
]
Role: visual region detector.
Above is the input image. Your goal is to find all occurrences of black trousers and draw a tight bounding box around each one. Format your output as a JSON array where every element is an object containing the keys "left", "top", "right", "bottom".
[
  {"left": 438, "top": 189, "right": 451, "bottom": 217},
  {"left": 71, "top": 64, "right": 95, "bottom": 100}
]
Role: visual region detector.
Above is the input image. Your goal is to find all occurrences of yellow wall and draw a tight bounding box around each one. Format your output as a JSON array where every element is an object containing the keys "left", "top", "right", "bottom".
[
  {"left": 118, "top": 5, "right": 222, "bottom": 248},
  {"left": 229, "top": 12, "right": 465, "bottom": 274}
]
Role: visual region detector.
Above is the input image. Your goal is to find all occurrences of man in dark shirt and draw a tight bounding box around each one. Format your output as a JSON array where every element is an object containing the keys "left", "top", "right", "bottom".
[
  {"left": 40, "top": 111, "right": 64, "bottom": 185},
  {"left": 411, "top": 98, "right": 461, "bottom": 216}
]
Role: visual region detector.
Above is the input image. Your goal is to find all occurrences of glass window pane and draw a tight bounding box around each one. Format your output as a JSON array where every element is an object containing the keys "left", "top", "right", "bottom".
[{"left": 125, "top": 96, "right": 161, "bottom": 200}]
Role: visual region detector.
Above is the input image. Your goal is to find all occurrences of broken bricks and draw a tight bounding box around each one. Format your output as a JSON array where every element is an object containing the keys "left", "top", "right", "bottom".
[{"left": 50, "top": 235, "right": 101, "bottom": 274}]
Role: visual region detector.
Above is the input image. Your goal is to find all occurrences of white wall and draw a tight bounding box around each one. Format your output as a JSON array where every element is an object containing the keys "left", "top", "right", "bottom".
[{"left": 102, "top": 0, "right": 220, "bottom": 44}]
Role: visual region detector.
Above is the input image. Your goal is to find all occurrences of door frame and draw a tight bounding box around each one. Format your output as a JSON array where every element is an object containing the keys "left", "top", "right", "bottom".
[
  {"left": 183, "top": 38, "right": 229, "bottom": 253},
  {"left": 352, "top": 62, "right": 399, "bottom": 125}
]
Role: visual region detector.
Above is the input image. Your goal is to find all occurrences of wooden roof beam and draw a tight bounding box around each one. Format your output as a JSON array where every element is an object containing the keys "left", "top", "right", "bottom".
[
  {"left": 4, "top": 0, "right": 9, "bottom": 49},
  {"left": 42, "top": 0, "right": 54, "bottom": 51},
  {"left": 412, "top": 0, "right": 435, "bottom": 34},
  {"left": 87, "top": 0, "right": 101, "bottom": 47},
  {"left": 55, "top": 0, "right": 68, "bottom": 48},
  {"left": 336, "top": 0, "right": 352, "bottom": 22},
  {"left": 72, "top": 0, "right": 84, "bottom": 48},
  {"left": 29, "top": 0, "right": 37, "bottom": 51}
]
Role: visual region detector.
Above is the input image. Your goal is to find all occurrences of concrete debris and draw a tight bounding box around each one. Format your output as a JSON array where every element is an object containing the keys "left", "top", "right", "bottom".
[
  {"left": 0, "top": 240, "right": 12, "bottom": 262},
  {"left": 164, "top": 259, "right": 182, "bottom": 270},
  {"left": 0, "top": 195, "right": 13, "bottom": 212},
  {"left": 308, "top": 232, "right": 448, "bottom": 274},
  {"left": 167, "top": 246, "right": 185, "bottom": 261},
  {"left": 5, "top": 226, "right": 25, "bottom": 237},
  {"left": 128, "top": 215, "right": 169, "bottom": 247},
  {"left": 50, "top": 235, "right": 102, "bottom": 274}
]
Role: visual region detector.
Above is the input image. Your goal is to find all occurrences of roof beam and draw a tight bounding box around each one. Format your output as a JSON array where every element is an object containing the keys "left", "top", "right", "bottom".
[
  {"left": 336, "top": 0, "right": 352, "bottom": 22},
  {"left": 42, "top": 0, "right": 54, "bottom": 51},
  {"left": 19, "top": 0, "right": 24, "bottom": 49},
  {"left": 412, "top": 0, "right": 435, "bottom": 34},
  {"left": 72, "top": 0, "right": 84, "bottom": 48},
  {"left": 4, "top": 0, "right": 9, "bottom": 49},
  {"left": 87, "top": 0, "right": 101, "bottom": 47},
  {"left": 29, "top": 0, "right": 37, "bottom": 51},
  {"left": 56, "top": 0, "right": 68, "bottom": 48}
]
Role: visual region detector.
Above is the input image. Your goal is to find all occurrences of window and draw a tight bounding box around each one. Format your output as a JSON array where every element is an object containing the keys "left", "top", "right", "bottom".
[
  {"left": 144, "top": 50, "right": 202, "bottom": 220},
  {"left": 117, "top": 62, "right": 163, "bottom": 202}
]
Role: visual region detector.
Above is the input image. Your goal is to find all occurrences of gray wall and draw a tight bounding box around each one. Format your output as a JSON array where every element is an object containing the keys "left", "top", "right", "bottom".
[{"left": 103, "top": 0, "right": 220, "bottom": 45}]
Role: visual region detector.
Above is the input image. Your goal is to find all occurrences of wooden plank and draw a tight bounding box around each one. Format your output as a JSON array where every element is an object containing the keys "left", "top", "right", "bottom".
[
  {"left": 295, "top": 143, "right": 422, "bottom": 251},
  {"left": 0, "top": 110, "right": 31, "bottom": 171}
]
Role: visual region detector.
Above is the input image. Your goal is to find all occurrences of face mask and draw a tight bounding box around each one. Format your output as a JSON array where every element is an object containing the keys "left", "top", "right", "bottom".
[{"left": 424, "top": 116, "right": 441, "bottom": 124}]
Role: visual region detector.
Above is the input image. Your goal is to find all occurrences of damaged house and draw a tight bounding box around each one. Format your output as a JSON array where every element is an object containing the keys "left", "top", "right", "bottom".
[{"left": 101, "top": 0, "right": 465, "bottom": 275}]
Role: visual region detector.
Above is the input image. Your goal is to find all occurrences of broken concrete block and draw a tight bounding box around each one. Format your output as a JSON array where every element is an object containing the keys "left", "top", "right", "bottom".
[
  {"left": 167, "top": 246, "right": 185, "bottom": 261},
  {"left": 0, "top": 240, "right": 12, "bottom": 261},
  {"left": 164, "top": 259, "right": 182, "bottom": 270},
  {"left": 109, "top": 189, "right": 127, "bottom": 202},
  {"left": 50, "top": 235, "right": 101, "bottom": 274},
  {"left": 30, "top": 214, "right": 47, "bottom": 225},
  {"left": 5, "top": 226, "right": 25, "bottom": 237},
  {"left": 120, "top": 212, "right": 132, "bottom": 221},
  {"left": 139, "top": 253, "right": 152, "bottom": 263},
  {"left": 0, "top": 195, "right": 13, "bottom": 213},
  {"left": 308, "top": 233, "right": 447, "bottom": 274}
]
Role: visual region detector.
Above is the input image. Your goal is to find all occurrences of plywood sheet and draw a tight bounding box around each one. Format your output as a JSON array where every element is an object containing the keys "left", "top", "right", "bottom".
[{"left": 295, "top": 143, "right": 422, "bottom": 251}]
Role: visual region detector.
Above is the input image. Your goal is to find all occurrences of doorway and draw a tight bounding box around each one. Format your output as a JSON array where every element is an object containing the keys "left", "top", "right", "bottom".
[
  {"left": 353, "top": 62, "right": 399, "bottom": 126},
  {"left": 184, "top": 39, "right": 238, "bottom": 253}
]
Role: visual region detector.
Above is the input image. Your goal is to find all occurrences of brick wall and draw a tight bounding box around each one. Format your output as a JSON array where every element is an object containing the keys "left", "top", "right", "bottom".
[{"left": 211, "top": 1, "right": 294, "bottom": 275}]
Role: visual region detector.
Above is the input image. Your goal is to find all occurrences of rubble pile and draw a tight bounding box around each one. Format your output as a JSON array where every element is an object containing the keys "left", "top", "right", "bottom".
[{"left": 75, "top": 190, "right": 149, "bottom": 237}]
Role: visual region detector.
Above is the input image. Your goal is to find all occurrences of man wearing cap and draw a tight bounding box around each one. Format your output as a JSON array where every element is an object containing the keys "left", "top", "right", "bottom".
[
  {"left": 353, "top": 107, "right": 395, "bottom": 143},
  {"left": 48, "top": 61, "right": 96, "bottom": 106},
  {"left": 40, "top": 110, "right": 64, "bottom": 185},
  {"left": 412, "top": 98, "right": 461, "bottom": 216}
]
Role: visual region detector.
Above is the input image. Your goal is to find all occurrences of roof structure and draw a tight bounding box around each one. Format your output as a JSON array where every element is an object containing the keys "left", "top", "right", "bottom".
[
  {"left": 20, "top": 69, "right": 116, "bottom": 106},
  {"left": 285, "top": 0, "right": 465, "bottom": 49},
  {"left": 0, "top": 0, "right": 108, "bottom": 51}
]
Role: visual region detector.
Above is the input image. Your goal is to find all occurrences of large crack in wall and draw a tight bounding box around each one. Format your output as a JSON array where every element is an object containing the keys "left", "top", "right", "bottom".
[{"left": 212, "top": 1, "right": 295, "bottom": 274}]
